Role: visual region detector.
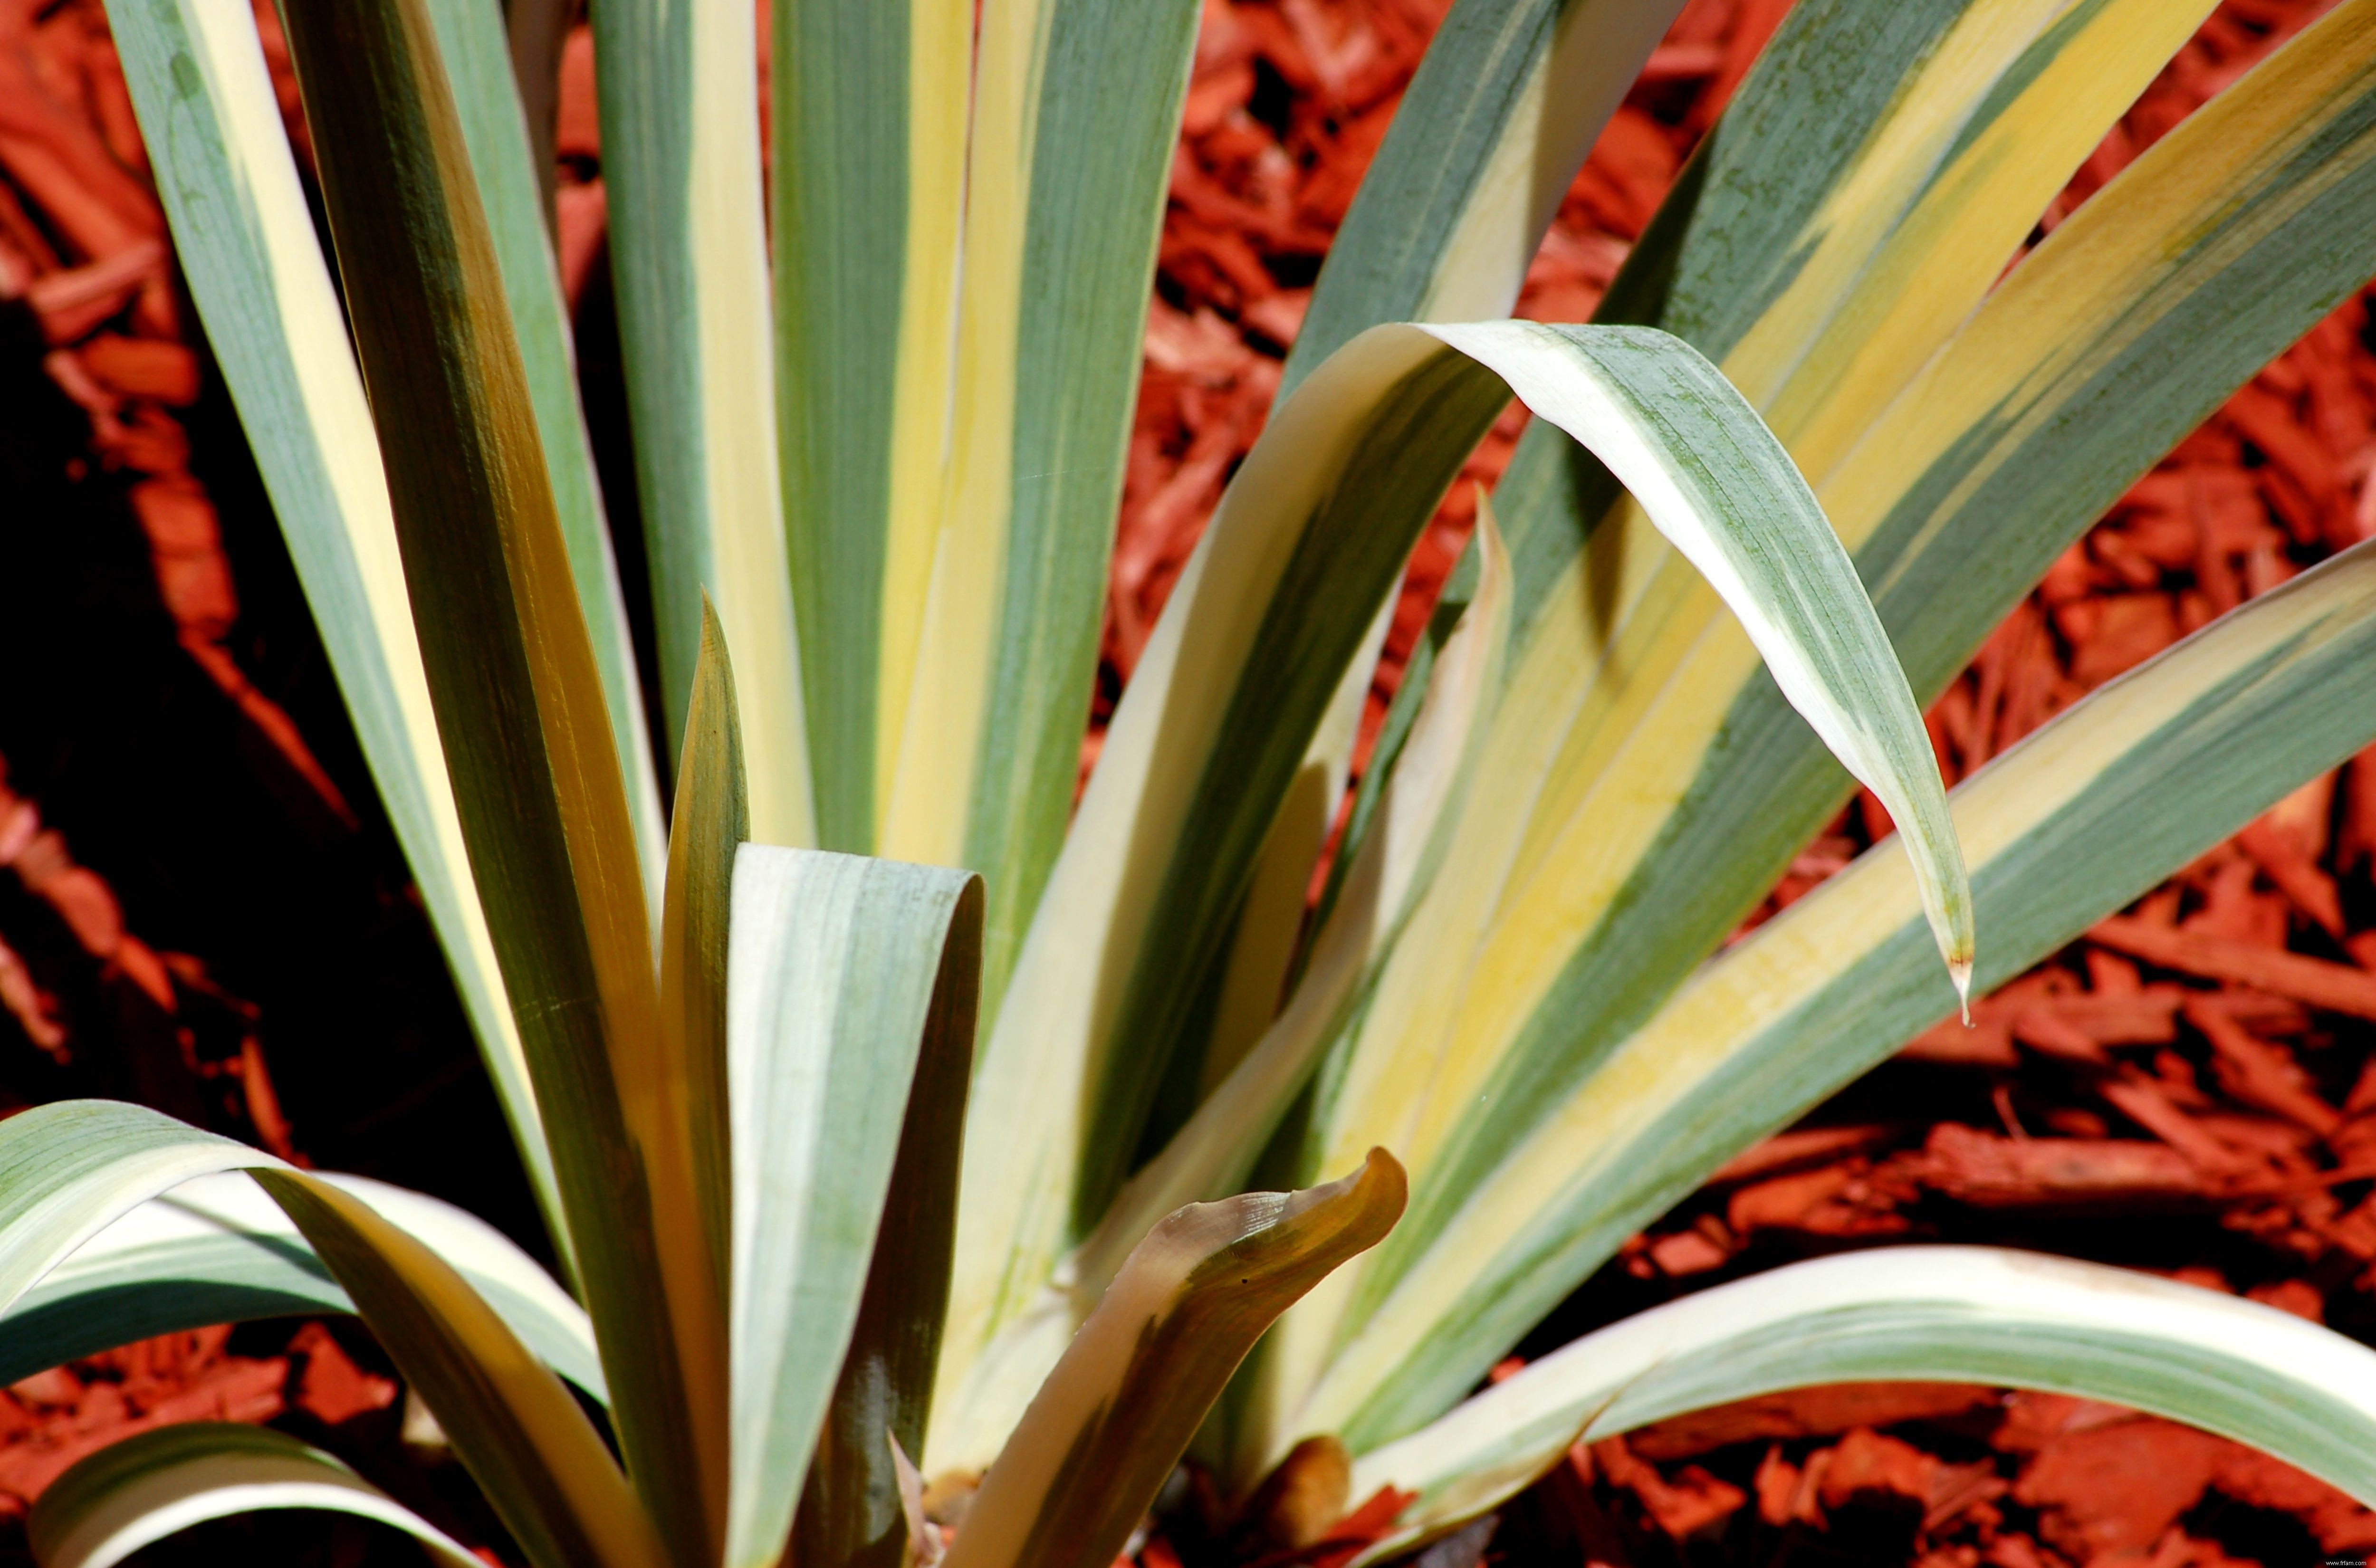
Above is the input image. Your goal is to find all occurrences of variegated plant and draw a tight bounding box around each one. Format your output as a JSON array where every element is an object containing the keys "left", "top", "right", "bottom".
[{"left": 12, "top": 0, "right": 2376, "bottom": 1563}]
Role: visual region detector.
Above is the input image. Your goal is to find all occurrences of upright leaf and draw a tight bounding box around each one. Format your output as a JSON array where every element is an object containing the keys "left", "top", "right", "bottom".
[
  {"left": 98, "top": 0, "right": 567, "bottom": 1271},
  {"left": 774, "top": 0, "right": 968, "bottom": 853},
  {"left": 661, "top": 602, "right": 748, "bottom": 1319},
  {"left": 726, "top": 849, "right": 980, "bottom": 1568},
  {"left": 272, "top": 0, "right": 723, "bottom": 1556},
  {"left": 592, "top": 0, "right": 814, "bottom": 845},
  {"left": 879, "top": 0, "right": 1201, "bottom": 1001},
  {"left": 421, "top": 0, "right": 668, "bottom": 901}
]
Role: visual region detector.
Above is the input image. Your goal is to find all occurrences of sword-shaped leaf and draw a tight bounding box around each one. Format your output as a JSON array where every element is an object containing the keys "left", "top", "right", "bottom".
[
  {"left": 96, "top": 0, "right": 568, "bottom": 1272},
  {"left": 270, "top": 0, "right": 721, "bottom": 1554}
]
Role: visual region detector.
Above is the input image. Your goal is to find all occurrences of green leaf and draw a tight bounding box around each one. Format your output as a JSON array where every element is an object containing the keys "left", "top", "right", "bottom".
[
  {"left": 590, "top": 0, "right": 814, "bottom": 846},
  {"left": 0, "top": 1102, "right": 659, "bottom": 1568},
  {"left": 942, "top": 1152, "right": 1406, "bottom": 1568},
  {"left": 96, "top": 0, "right": 568, "bottom": 1273},
  {"left": 272, "top": 0, "right": 723, "bottom": 1555},
  {"left": 1351, "top": 1247, "right": 2376, "bottom": 1558},
  {"left": 931, "top": 510, "right": 1513, "bottom": 1473},
  {"left": 661, "top": 602, "right": 748, "bottom": 1327},
  {"left": 1297, "top": 534, "right": 2376, "bottom": 1452},
  {"left": 2, "top": 1171, "right": 603, "bottom": 1402},
  {"left": 30, "top": 1424, "right": 482, "bottom": 1568},
  {"left": 725, "top": 848, "right": 981, "bottom": 1568}
]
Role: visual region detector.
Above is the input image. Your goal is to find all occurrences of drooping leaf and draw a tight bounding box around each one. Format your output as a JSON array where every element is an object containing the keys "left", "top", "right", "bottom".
[
  {"left": 30, "top": 1424, "right": 482, "bottom": 1568},
  {"left": 942, "top": 1152, "right": 1406, "bottom": 1568},
  {"left": 1350, "top": 1247, "right": 2376, "bottom": 1559},
  {"left": 1294, "top": 535, "right": 2376, "bottom": 1453},
  {"left": 1258, "top": 0, "right": 2376, "bottom": 1460},
  {"left": 726, "top": 849, "right": 981, "bottom": 1568},
  {"left": 0, "top": 1103, "right": 661, "bottom": 1568},
  {"left": 1, "top": 1171, "right": 603, "bottom": 1401}
]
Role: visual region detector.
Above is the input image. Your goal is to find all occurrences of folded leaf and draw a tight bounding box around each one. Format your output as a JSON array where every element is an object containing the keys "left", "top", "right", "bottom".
[
  {"left": 943, "top": 1151, "right": 1406, "bottom": 1568},
  {"left": 30, "top": 1424, "right": 481, "bottom": 1568},
  {"left": 726, "top": 848, "right": 981, "bottom": 1568}
]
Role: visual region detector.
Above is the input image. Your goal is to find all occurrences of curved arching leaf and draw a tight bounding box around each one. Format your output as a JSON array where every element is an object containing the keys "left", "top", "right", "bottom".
[
  {"left": 1350, "top": 1247, "right": 2376, "bottom": 1560},
  {"left": 30, "top": 1424, "right": 482, "bottom": 1568}
]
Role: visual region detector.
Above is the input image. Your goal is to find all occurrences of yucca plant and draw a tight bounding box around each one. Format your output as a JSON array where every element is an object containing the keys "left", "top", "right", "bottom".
[{"left": 12, "top": 0, "right": 2376, "bottom": 1562}]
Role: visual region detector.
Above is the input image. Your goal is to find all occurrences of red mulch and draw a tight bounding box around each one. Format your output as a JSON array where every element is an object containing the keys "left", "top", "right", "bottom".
[{"left": 3, "top": 0, "right": 2376, "bottom": 1564}]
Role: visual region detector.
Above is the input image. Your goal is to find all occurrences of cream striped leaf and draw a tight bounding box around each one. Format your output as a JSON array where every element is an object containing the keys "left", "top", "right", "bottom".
[
  {"left": 880, "top": 0, "right": 1201, "bottom": 1000},
  {"left": 725, "top": 849, "right": 980, "bottom": 1568},
  {"left": 1283, "top": 0, "right": 1685, "bottom": 394},
  {"left": 0, "top": 1171, "right": 602, "bottom": 1401},
  {"left": 775, "top": 0, "right": 968, "bottom": 855},
  {"left": 591, "top": 0, "right": 813, "bottom": 846}
]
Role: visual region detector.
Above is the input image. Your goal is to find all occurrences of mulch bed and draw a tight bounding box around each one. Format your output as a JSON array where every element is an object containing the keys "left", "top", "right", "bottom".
[{"left": 1, "top": 0, "right": 2375, "bottom": 1563}]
